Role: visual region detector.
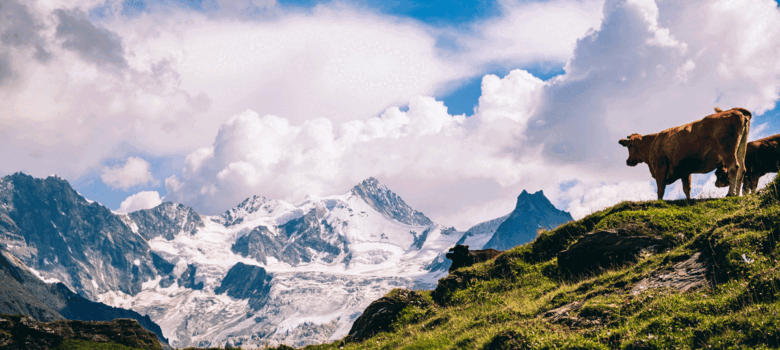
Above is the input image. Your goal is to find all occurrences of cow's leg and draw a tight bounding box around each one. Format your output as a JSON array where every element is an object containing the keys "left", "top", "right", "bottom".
[
  {"left": 746, "top": 173, "right": 760, "bottom": 194},
  {"left": 656, "top": 177, "right": 666, "bottom": 200},
  {"left": 726, "top": 163, "right": 741, "bottom": 197},
  {"left": 734, "top": 119, "right": 750, "bottom": 196},
  {"left": 682, "top": 174, "right": 692, "bottom": 200}
]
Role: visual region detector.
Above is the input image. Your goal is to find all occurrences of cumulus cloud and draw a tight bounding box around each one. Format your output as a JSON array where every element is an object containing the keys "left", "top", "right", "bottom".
[
  {"left": 117, "top": 191, "right": 162, "bottom": 213},
  {"left": 101, "top": 157, "right": 157, "bottom": 190},
  {"left": 3, "top": 0, "right": 780, "bottom": 229},
  {"left": 165, "top": 0, "right": 780, "bottom": 228}
]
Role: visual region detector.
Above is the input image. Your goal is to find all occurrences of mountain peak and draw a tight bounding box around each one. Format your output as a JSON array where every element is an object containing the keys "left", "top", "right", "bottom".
[
  {"left": 516, "top": 189, "right": 555, "bottom": 211},
  {"left": 484, "top": 190, "right": 573, "bottom": 250},
  {"left": 358, "top": 177, "right": 388, "bottom": 191},
  {"left": 351, "top": 177, "right": 433, "bottom": 226}
]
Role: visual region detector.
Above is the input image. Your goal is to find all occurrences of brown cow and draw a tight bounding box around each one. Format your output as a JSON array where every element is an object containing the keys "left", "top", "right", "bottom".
[
  {"left": 714, "top": 133, "right": 780, "bottom": 194},
  {"left": 445, "top": 244, "right": 501, "bottom": 273},
  {"left": 619, "top": 107, "right": 751, "bottom": 200}
]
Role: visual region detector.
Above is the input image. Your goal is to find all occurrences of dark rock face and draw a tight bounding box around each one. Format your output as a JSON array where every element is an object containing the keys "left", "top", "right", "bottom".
[
  {"left": 345, "top": 289, "right": 432, "bottom": 343},
  {"left": 557, "top": 229, "right": 669, "bottom": 275},
  {"left": 127, "top": 202, "right": 204, "bottom": 240},
  {"left": 0, "top": 251, "right": 63, "bottom": 322},
  {"left": 0, "top": 250, "right": 169, "bottom": 347},
  {"left": 231, "top": 206, "right": 348, "bottom": 265},
  {"left": 215, "top": 263, "right": 272, "bottom": 309},
  {"left": 351, "top": 177, "right": 433, "bottom": 226},
  {"left": 484, "top": 190, "right": 573, "bottom": 251},
  {"left": 177, "top": 264, "right": 203, "bottom": 290},
  {"left": 0, "top": 173, "right": 158, "bottom": 298},
  {"left": 0, "top": 314, "right": 163, "bottom": 350}
]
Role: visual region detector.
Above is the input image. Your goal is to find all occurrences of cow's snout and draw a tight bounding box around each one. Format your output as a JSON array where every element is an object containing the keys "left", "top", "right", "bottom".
[{"left": 626, "top": 159, "right": 639, "bottom": 167}]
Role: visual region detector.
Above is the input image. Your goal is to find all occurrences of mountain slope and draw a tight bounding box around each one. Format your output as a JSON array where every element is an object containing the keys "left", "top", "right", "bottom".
[
  {"left": 289, "top": 176, "right": 780, "bottom": 350},
  {"left": 0, "top": 173, "right": 159, "bottom": 299},
  {"left": 0, "top": 249, "right": 169, "bottom": 347}
]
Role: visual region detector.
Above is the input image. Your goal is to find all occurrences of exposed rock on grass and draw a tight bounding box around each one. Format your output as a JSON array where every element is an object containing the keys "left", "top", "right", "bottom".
[
  {"left": 344, "top": 289, "right": 432, "bottom": 343},
  {"left": 557, "top": 229, "right": 669, "bottom": 275},
  {"left": 631, "top": 252, "right": 712, "bottom": 294}
]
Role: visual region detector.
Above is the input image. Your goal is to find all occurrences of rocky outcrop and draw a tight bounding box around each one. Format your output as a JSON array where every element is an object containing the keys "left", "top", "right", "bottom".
[
  {"left": 231, "top": 206, "right": 348, "bottom": 265},
  {"left": 351, "top": 177, "right": 433, "bottom": 226},
  {"left": 631, "top": 252, "right": 711, "bottom": 294},
  {"left": 215, "top": 263, "right": 272, "bottom": 309},
  {"left": 127, "top": 202, "right": 204, "bottom": 240},
  {"left": 177, "top": 264, "right": 203, "bottom": 290},
  {"left": 345, "top": 289, "right": 432, "bottom": 343},
  {"left": 0, "top": 314, "right": 163, "bottom": 350},
  {"left": 0, "top": 173, "right": 158, "bottom": 298},
  {"left": 484, "top": 190, "right": 573, "bottom": 251},
  {"left": 557, "top": 229, "right": 669, "bottom": 275}
]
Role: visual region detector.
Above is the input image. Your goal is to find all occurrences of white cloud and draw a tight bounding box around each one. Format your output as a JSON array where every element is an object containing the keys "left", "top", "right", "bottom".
[
  {"left": 560, "top": 180, "right": 657, "bottom": 219},
  {"left": 116, "top": 191, "right": 163, "bottom": 213},
  {"left": 463, "top": 0, "right": 605, "bottom": 67},
  {"left": 166, "top": 0, "right": 780, "bottom": 227},
  {"left": 100, "top": 157, "right": 157, "bottom": 190},
  {"left": 3, "top": 0, "right": 780, "bottom": 229},
  {"left": 0, "top": 0, "right": 605, "bottom": 182}
]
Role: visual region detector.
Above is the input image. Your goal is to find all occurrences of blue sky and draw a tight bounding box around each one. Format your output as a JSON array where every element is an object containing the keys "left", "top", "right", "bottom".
[{"left": 3, "top": 0, "right": 780, "bottom": 228}]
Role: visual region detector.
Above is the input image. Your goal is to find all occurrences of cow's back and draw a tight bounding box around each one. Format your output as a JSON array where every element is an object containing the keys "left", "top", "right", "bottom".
[
  {"left": 750, "top": 134, "right": 780, "bottom": 174},
  {"left": 650, "top": 109, "right": 751, "bottom": 177}
]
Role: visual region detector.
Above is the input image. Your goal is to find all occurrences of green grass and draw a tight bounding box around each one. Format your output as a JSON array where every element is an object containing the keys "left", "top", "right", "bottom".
[
  {"left": 259, "top": 175, "right": 780, "bottom": 350},
  {"left": 55, "top": 339, "right": 143, "bottom": 350}
]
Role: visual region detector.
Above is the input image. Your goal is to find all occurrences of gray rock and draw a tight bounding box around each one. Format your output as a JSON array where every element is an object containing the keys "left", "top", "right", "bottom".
[
  {"left": 345, "top": 289, "right": 431, "bottom": 343},
  {"left": 215, "top": 263, "right": 272, "bottom": 310},
  {"left": 0, "top": 173, "right": 159, "bottom": 298},
  {"left": 127, "top": 202, "right": 204, "bottom": 240},
  {"left": 231, "top": 205, "right": 348, "bottom": 265},
  {"left": 631, "top": 252, "right": 711, "bottom": 294}
]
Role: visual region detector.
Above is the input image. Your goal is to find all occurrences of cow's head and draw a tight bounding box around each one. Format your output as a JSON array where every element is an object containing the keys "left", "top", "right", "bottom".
[
  {"left": 446, "top": 245, "right": 470, "bottom": 259},
  {"left": 618, "top": 133, "right": 644, "bottom": 167}
]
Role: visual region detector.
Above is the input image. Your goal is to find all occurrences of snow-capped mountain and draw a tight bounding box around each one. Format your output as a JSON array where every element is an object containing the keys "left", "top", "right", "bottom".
[{"left": 0, "top": 173, "right": 571, "bottom": 348}]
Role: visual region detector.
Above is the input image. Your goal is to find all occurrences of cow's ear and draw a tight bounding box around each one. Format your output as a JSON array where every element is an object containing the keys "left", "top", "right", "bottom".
[
  {"left": 463, "top": 245, "right": 469, "bottom": 250},
  {"left": 619, "top": 139, "right": 630, "bottom": 147}
]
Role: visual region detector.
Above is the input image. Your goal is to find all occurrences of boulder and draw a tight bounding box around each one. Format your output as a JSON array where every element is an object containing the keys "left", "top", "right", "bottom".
[
  {"left": 345, "top": 289, "right": 431, "bottom": 343},
  {"left": 557, "top": 229, "right": 668, "bottom": 275}
]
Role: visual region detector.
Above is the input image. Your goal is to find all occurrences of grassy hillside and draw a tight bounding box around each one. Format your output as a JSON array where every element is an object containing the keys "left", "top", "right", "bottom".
[{"left": 279, "top": 176, "right": 780, "bottom": 350}]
